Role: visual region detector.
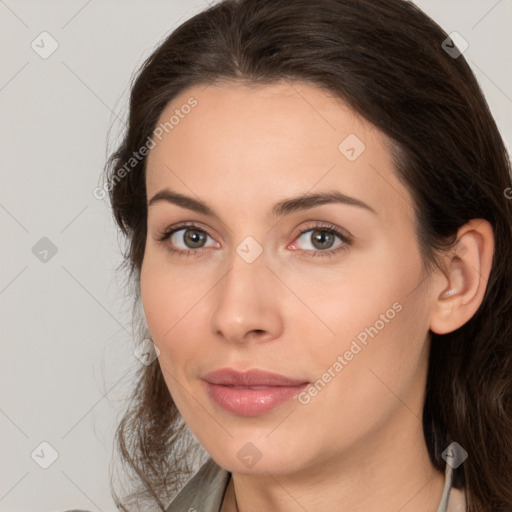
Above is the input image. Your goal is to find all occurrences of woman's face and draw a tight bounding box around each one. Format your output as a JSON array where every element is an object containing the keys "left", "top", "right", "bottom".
[{"left": 141, "top": 81, "right": 437, "bottom": 475}]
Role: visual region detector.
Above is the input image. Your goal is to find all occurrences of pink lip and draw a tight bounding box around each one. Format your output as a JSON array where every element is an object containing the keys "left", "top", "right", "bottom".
[{"left": 202, "top": 368, "right": 309, "bottom": 416}]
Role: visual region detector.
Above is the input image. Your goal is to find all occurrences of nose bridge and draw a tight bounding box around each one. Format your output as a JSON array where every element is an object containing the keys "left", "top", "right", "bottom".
[{"left": 209, "top": 242, "right": 282, "bottom": 344}]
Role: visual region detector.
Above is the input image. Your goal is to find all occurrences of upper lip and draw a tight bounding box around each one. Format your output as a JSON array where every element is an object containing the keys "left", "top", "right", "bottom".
[{"left": 202, "top": 368, "right": 309, "bottom": 387}]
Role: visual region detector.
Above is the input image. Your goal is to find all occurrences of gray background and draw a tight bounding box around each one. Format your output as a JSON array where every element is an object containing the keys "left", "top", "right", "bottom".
[{"left": 1, "top": 1, "right": 511, "bottom": 511}]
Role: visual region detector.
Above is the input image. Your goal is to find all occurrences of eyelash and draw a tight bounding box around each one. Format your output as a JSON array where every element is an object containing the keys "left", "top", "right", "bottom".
[{"left": 156, "top": 221, "right": 352, "bottom": 259}]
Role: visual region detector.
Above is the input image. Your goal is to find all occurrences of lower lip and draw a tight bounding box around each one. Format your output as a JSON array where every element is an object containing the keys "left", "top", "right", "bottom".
[{"left": 203, "top": 381, "right": 309, "bottom": 416}]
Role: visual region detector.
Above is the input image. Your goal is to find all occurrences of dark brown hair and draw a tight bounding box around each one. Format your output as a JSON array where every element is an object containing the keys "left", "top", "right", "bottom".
[{"left": 103, "top": 0, "right": 512, "bottom": 510}]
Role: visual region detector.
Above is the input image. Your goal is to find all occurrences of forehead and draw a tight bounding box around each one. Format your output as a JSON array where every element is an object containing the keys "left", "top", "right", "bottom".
[{"left": 145, "top": 81, "right": 414, "bottom": 226}]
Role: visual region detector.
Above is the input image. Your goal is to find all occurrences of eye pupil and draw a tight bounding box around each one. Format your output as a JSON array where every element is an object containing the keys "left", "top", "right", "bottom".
[
  {"left": 312, "top": 230, "right": 334, "bottom": 249},
  {"left": 184, "top": 229, "right": 206, "bottom": 248}
]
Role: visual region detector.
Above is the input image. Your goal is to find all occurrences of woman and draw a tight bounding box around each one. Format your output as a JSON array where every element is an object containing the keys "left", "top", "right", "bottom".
[{"left": 103, "top": 0, "right": 512, "bottom": 511}]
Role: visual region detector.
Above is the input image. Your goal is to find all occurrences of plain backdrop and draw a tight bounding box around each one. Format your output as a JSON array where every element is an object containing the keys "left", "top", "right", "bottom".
[{"left": 1, "top": 1, "right": 511, "bottom": 511}]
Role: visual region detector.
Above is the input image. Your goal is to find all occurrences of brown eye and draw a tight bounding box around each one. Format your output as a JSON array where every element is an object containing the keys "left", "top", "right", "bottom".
[
  {"left": 157, "top": 223, "right": 219, "bottom": 256},
  {"left": 292, "top": 226, "right": 349, "bottom": 253},
  {"left": 289, "top": 223, "right": 353, "bottom": 259},
  {"left": 309, "top": 229, "right": 336, "bottom": 250},
  {"left": 179, "top": 228, "right": 207, "bottom": 249}
]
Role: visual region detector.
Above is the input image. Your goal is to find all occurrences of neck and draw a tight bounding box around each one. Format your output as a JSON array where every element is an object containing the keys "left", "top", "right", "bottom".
[{"left": 221, "top": 411, "right": 445, "bottom": 512}]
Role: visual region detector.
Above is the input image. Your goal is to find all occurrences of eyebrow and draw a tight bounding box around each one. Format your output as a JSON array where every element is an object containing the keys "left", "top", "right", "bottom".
[{"left": 147, "top": 188, "right": 377, "bottom": 218}]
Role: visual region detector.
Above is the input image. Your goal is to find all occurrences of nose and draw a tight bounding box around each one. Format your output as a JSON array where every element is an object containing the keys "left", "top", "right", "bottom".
[{"left": 209, "top": 248, "right": 284, "bottom": 346}]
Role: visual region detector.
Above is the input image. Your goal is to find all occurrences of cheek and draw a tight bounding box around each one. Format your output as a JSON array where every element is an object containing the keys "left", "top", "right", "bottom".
[
  {"left": 292, "top": 301, "right": 427, "bottom": 451},
  {"left": 287, "top": 255, "right": 404, "bottom": 355},
  {"left": 299, "top": 243, "right": 428, "bottom": 394},
  {"left": 140, "top": 256, "right": 214, "bottom": 380},
  {"left": 140, "top": 265, "right": 170, "bottom": 342},
  {"left": 140, "top": 267, "right": 196, "bottom": 404},
  {"left": 140, "top": 254, "right": 199, "bottom": 342}
]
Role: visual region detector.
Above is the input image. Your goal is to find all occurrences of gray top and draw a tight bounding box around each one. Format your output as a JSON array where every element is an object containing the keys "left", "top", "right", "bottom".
[{"left": 165, "top": 457, "right": 467, "bottom": 512}]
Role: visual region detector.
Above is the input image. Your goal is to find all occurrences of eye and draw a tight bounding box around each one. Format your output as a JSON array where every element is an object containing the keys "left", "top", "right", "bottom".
[
  {"left": 290, "top": 223, "right": 352, "bottom": 258},
  {"left": 157, "top": 223, "right": 219, "bottom": 257},
  {"left": 157, "top": 221, "right": 352, "bottom": 258}
]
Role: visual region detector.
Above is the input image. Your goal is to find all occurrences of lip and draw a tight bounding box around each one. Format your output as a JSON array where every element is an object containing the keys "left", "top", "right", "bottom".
[{"left": 201, "top": 368, "right": 310, "bottom": 416}]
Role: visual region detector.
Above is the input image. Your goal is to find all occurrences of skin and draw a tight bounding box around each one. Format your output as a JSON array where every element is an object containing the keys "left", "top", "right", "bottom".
[{"left": 140, "top": 81, "right": 494, "bottom": 512}]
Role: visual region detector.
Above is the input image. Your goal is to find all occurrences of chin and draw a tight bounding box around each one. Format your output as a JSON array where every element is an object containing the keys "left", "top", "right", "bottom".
[{"left": 205, "top": 437, "right": 309, "bottom": 476}]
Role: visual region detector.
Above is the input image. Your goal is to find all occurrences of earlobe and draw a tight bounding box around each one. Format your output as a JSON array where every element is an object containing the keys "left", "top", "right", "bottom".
[{"left": 429, "top": 219, "right": 494, "bottom": 335}]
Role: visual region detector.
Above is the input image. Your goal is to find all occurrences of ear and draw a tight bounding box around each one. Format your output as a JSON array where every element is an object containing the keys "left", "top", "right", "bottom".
[{"left": 429, "top": 219, "right": 495, "bottom": 335}]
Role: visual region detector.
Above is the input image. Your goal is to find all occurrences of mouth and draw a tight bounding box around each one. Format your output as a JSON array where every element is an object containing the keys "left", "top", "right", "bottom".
[{"left": 201, "top": 368, "right": 310, "bottom": 416}]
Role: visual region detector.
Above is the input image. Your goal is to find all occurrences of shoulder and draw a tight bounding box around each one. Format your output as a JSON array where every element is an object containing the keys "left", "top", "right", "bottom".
[{"left": 165, "top": 457, "right": 231, "bottom": 512}]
